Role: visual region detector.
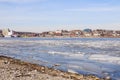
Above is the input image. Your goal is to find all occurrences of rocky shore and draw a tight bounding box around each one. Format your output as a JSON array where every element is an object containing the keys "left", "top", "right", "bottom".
[{"left": 0, "top": 56, "right": 109, "bottom": 80}]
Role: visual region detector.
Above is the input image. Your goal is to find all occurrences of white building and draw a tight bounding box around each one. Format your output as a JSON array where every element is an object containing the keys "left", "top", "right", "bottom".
[
  {"left": 2, "top": 28, "right": 13, "bottom": 37},
  {"left": 55, "top": 30, "right": 62, "bottom": 33}
]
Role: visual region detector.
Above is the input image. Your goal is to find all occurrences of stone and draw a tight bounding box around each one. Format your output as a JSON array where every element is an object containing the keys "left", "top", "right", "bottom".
[{"left": 105, "top": 76, "right": 111, "bottom": 80}]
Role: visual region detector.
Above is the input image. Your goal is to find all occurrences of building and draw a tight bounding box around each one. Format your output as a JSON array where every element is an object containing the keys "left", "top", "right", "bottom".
[
  {"left": 54, "top": 30, "right": 62, "bottom": 36},
  {"left": 62, "top": 30, "right": 70, "bottom": 37},
  {"left": 70, "top": 30, "right": 83, "bottom": 37},
  {"left": 83, "top": 29, "right": 93, "bottom": 37},
  {"left": 2, "top": 28, "right": 13, "bottom": 37},
  {"left": 115, "top": 31, "right": 120, "bottom": 37},
  {"left": 92, "top": 30, "right": 101, "bottom": 37},
  {"left": 0, "top": 30, "right": 3, "bottom": 37}
]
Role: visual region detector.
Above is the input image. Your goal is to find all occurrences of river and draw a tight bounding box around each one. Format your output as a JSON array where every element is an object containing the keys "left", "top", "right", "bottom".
[{"left": 0, "top": 37, "right": 120, "bottom": 79}]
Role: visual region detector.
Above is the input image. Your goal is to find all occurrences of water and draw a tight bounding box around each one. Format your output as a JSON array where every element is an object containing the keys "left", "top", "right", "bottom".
[{"left": 0, "top": 37, "right": 120, "bottom": 79}]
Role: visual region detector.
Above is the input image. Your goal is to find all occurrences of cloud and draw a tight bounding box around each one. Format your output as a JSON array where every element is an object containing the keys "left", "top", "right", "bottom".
[{"left": 65, "top": 7, "right": 120, "bottom": 12}]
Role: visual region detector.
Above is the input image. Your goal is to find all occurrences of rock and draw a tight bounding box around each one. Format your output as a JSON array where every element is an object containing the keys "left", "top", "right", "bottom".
[
  {"left": 70, "top": 74, "right": 84, "bottom": 79},
  {"left": 0, "top": 56, "right": 101, "bottom": 80},
  {"left": 54, "top": 64, "right": 61, "bottom": 67},
  {"left": 95, "top": 77, "right": 100, "bottom": 80},
  {"left": 105, "top": 76, "right": 111, "bottom": 80},
  {"left": 41, "top": 67, "right": 45, "bottom": 73}
]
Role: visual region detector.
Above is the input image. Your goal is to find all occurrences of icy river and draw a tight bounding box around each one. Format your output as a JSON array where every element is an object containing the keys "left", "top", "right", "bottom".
[{"left": 0, "top": 38, "right": 120, "bottom": 80}]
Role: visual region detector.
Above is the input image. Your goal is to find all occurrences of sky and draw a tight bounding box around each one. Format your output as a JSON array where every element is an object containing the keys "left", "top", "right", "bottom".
[{"left": 0, "top": 0, "right": 120, "bottom": 32}]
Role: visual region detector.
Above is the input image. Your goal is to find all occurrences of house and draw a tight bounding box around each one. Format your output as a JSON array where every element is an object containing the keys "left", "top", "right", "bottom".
[
  {"left": 61, "top": 30, "right": 70, "bottom": 37},
  {"left": 54, "top": 30, "right": 62, "bottom": 36},
  {"left": 115, "top": 31, "right": 120, "bottom": 36},
  {"left": 92, "top": 30, "right": 102, "bottom": 37},
  {"left": 70, "top": 30, "right": 83, "bottom": 37},
  {"left": 83, "top": 29, "right": 93, "bottom": 37}
]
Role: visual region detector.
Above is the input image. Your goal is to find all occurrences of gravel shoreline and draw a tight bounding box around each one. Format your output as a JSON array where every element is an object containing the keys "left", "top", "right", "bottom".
[{"left": 0, "top": 56, "right": 107, "bottom": 80}]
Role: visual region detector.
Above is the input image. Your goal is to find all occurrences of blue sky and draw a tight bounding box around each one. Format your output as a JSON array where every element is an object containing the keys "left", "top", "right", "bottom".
[{"left": 0, "top": 0, "right": 120, "bottom": 32}]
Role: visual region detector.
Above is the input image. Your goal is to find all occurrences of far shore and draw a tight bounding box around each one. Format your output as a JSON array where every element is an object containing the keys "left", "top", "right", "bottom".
[{"left": 1, "top": 36, "right": 120, "bottom": 38}]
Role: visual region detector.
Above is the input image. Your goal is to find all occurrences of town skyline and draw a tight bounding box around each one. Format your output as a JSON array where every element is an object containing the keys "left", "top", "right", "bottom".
[
  {"left": 0, "top": 0, "right": 120, "bottom": 32},
  {"left": 1, "top": 24, "right": 120, "bottom": 33},
  {"left": 0, "top": 28, "right": 120, "bottom": 38},
  {"left": 0, "top": 25, "right": 120, "bottom": 33}
]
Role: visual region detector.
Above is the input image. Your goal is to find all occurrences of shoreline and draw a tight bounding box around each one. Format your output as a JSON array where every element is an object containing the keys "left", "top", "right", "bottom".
[
  {"left": 0, "top": 55, "right": 105, "bottom": 80},
  {"left": 0, "top": 35, "right": 120, "bottom": 38}
]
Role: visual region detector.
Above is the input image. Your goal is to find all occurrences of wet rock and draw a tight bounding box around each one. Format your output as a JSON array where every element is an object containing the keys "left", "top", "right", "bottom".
[
  {"left": 54, "top": 64, "right": 61, "bottom": 67},
  {"left": 105, "top": 76, "right": 111, "bottom": 80},
  {"left": 40, "top": 66, "right": 45, "bottom": 73}
]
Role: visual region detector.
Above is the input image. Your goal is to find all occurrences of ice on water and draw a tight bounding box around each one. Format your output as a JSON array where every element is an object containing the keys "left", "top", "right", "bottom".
[{"left": 0, "top": 38, "right": 120, "bottom": 79}]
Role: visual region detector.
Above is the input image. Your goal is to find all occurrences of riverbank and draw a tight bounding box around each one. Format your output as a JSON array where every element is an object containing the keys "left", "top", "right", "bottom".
[{"left": 0, "top": 55, "right": 105, "bottom": 80}]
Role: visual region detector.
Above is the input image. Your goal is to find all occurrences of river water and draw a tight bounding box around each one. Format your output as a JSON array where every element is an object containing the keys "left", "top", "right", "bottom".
[{"left": 0, "top": 38, "right": 120, "bottom": 79}]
